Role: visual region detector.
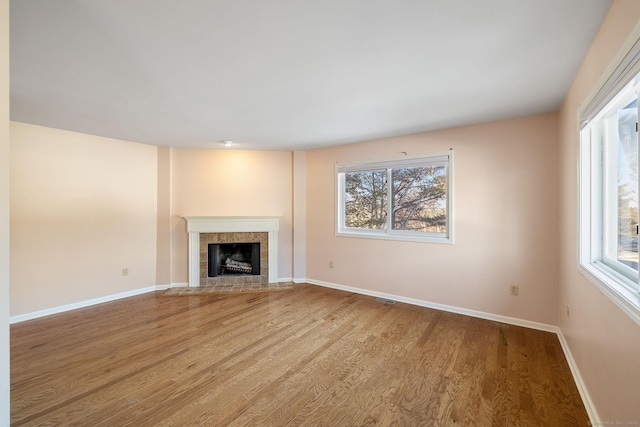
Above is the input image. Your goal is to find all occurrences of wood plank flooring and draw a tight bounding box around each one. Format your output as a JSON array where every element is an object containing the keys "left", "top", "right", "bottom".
[{"left": 10, "top": 284, "right": 589, "bottom": 426}]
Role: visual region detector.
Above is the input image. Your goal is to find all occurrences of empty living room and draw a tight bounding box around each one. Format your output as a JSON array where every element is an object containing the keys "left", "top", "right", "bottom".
[{"left": 2, "top": 0, "right": 640, "bottom": 426}]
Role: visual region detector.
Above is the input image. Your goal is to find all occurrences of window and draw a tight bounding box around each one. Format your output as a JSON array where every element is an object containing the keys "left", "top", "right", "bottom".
[
  {"left": 336, "top": 152, "right": 453, "bottom": 243},
  {"left": 579, "top": 31, "right": 640, "bottom": 324}
]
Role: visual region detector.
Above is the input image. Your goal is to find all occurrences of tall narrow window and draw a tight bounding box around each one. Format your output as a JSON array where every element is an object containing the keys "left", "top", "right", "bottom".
[
  {"left": 579, "top": 32, "right": 640, "bottom": 324},
  {"left": 337, "top": 152, "right": 453, "bottom": 243}
]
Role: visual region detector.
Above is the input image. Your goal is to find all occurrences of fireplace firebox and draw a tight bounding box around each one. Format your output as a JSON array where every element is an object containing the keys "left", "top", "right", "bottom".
[{"left": 208, "top": 242, "right": 260, "bottom": 277}]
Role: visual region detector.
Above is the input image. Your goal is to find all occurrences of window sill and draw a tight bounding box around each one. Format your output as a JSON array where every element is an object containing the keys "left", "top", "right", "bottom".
[
  {"left": 336, "top": 230, "right": 453, "bottom": 244},
  {"left": 578, "top": 262, "right": 640, "bottom": 326}
]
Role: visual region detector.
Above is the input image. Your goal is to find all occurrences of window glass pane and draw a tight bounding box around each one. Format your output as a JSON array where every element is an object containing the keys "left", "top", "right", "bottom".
[
  {"left": 391, "top": 165, "right": 447, "bottom": 233},
  {"left": 616, "top": 99, "right": 638, "bottom": 271},
  {"left": 344, "top": 170, "right": 388, "bottom": 229}
]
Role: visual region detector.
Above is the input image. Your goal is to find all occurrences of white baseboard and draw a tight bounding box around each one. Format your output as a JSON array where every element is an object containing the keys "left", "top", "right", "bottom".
[
  {"left": 281, "top": 277, "right": 312, "bottom": 284},
  {"left": 304, "top": 278, "right": 557, "bottom": 332},
  {"left": 556, "top": 329, "right": 599, "bottom": 423},
  {"left": 9, "top": 284, "right": 176, "bottom": 324},
  {"left": 168, "top": 282, "right": 188, "bottom": 288}
]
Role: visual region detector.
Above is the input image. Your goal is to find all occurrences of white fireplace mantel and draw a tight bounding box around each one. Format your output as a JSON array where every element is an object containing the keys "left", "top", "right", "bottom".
[{"left": 183, "top": 216, "right": 280, "bottom": 287}]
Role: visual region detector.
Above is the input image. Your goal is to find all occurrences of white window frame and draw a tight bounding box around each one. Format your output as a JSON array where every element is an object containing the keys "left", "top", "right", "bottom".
[
  {"left": 578, "top": 23, "right": 640, "bottom": 326},
  {"left": 336, "top": 151, "right": 454, "bottom": 244}
]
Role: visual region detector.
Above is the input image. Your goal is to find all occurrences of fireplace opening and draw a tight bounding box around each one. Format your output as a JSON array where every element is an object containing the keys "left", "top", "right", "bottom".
[{"left": 208, "top": 242, "right": 260, "bottom": 277}]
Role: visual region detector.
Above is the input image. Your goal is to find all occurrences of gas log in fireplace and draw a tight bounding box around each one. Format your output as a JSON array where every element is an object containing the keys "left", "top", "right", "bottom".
[{"left": 208, "top": 242, "right": 260, "bottom": 277}]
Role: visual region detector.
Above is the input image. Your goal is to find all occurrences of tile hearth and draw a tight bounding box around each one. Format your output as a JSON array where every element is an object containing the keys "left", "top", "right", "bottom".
[{"left": 163, "top": 282, "right": 295, "bottom": 296}]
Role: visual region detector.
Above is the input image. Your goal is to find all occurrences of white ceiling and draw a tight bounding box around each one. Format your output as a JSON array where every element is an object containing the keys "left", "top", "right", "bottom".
[{"left": 10, "top": 0, "right": 613, "bottom": 151}]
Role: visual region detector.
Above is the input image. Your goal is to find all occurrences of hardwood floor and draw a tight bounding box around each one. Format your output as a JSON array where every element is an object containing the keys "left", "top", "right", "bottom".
[{"left": 10, "top": 284, "right": 589, "bottom": 426}]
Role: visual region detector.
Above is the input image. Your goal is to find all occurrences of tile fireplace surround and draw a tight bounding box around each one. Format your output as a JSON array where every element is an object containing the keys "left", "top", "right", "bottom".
[{"left": 183, "top": 216, "right": 280, "bottom": 287}]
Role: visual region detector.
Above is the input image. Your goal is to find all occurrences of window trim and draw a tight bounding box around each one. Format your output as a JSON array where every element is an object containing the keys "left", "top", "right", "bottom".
[
  {"left": 578, "top": 22, "right": 640, "bottom": 327},
  {"left": 335, "top": 151, "right": 454, "bottom": 244}
]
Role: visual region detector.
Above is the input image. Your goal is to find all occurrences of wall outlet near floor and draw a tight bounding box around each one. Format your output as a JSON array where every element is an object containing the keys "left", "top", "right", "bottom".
[
  {"left": 566, "top": 304, "right": 570, "bottom": 318},
  {"left": 509, "top": 285, "right": 519, "bottom": 296},
  {"left": 122, "top": 267, "right": 129, "bottom": 276},
  {"left": 329, "top": 261, "right": 334, "bottom": 269}
]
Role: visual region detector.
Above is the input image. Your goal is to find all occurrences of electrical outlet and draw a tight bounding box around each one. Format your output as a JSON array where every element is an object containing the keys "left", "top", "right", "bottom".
[
  {"left": 122, "top": 267, "right": 129, "bottom": 276},
  {"left": 509, "top": 285, "right": 519, "bottom": 296},
  {"left": 329, "top": 261, "right": 334, "bottom": 269},
  {"left": 566, "top": 304, "right": 570, "bottom": 318}
]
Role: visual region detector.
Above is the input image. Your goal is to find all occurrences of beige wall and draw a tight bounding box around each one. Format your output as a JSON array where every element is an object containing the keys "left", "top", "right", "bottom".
[
  {"left": 558, "top": 0, "right": 640, "bottom": 421},
  {"left": 293, "top": 151, "right": 307, "bottom": 281},
  {"left": 10, "top": 122, "right": 158, "bottom": 316},
  {"left": 1, "top": 0, "right": 10, "bottom": 421},
  {"left": 156, "top": 146, "right": 172, "bottom": 285},
  {"left": 306, "top": 113, "right": 560, "bottom": 325},
  {"left": 169, "top": 148, "right": 293, "bottom": 283}
]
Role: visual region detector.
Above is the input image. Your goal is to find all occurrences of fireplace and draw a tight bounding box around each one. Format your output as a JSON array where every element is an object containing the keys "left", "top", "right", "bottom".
[
  {"left": 199, "top": 232, "right": 268, "bottom": 285},
  {"left": 183, "top": 216, "right": 280, "bottom": 286},
  {"left": 208, "top": 242, "right": 261, "bottom": 277}
]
